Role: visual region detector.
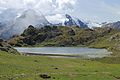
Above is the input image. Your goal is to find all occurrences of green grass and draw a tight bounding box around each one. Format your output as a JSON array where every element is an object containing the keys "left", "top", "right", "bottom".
[{"left": 0, "top": 51, "right": 120, "bottom": 80}]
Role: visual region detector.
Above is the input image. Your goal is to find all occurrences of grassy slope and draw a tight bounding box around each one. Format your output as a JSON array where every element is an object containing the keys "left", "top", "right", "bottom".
[
  {"left": 89, "top": 30, "right": 120, "bottom": 56},
  {"left": 0, "top": 51, "right": 120, "bottom": 80},
  {"left": 89, "top": 30, "right": 117, "bottom": 49}
]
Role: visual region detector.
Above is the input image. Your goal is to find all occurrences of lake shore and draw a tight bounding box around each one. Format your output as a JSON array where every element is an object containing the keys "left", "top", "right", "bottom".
[
  {"left": 15, "top": 47, "right": 111, "bottom": 59},
  {"left": 22, "top": 52, "right": 81, "bottom": 57},
  {"left": 21, "top": 52, "right": 112, "bottom": 59}
]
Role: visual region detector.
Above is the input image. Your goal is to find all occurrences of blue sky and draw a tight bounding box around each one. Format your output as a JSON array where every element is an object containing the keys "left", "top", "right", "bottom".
[
  {"left": 72, "top": 0, "right": 120, "bottom": 22},
  {"left": 0, "top": 0, "right": 120, "bottom": 22}
]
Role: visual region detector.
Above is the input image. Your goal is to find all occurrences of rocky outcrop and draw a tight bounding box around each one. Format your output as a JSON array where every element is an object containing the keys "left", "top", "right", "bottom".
[{"left": 0, "top": 39, "right": 19, "bottom": 54}]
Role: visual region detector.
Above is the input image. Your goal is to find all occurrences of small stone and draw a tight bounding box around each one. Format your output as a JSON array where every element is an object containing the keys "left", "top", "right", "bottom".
[
  {"left": 39, "top": 74, "right": 51, "bottom": 79},
  {"left": 54, "top": 68, "right": 58, "bottom": 69},
  {"left": 34, "top": 60, "right": 38, "bottom": 62},
  {"left": 53, "top": 77, "right": 55, "bottom": 79}
]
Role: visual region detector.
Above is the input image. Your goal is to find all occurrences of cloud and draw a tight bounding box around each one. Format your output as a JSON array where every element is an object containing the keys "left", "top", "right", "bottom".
[
  {"left": 55, "top": 0, "right": 76, "bottom": 11},
  {"left": 0, "top": 0, "right": 77, "bottom": 25},
  {"left": 0, "top": 0, "right": 120, "bottom": 22},
  {"left": 46, "top": 14, "right": 66, "bottom": 24},
  {"left": 0, "top": 0, "right": 77, "bottom": 15},
  {"left": 0, "top": 0, "right": 24, "bottom": 9}
]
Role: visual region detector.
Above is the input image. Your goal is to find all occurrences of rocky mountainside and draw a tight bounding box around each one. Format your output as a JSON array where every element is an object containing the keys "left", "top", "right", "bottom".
[
  {"left": 64, "top": 14, "right": 88, "bottom": 28},
  {"left": 7, "top": 25, "right": 120, "bottom": 56},
  {"left": 0, "top": 39, "right": 19, "bottom": 54},
  {"left": 8, "top": 25, "right": 117, "bottom": 47},
  {"left": 1, "top": 9, "right": 120, "bottom": 41},
  {"left": 0, "top": 9, "right": 105, "bottom": 40}
]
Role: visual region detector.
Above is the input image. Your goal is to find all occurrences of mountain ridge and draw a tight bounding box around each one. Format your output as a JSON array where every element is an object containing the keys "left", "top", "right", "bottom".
[
  {"left": 1, "top": 9, "right": 120, "bottom": 40},
  {"left": 64, "top": 14, "right": 88, "bottom": 28}
]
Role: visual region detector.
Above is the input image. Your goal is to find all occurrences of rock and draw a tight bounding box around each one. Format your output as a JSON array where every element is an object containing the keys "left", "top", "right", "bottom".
[
  {"left": 113, "top": 76, "right": 120, "bottom": 79},
  {"left": 0, "top": 41, "right": 20, "bottom": 54},
  {"left": 109, "top": 33, "right": 120, "bottom": 41},
  {"left": 54, "top": 68, "right": 58, "bottom": 70},
  {"left": 39, "top": 74, "right": 51, "bottom": 79},
  {"left": 53, "top": 77, "right": 56, "bottom": 79},
  {"left": 34, "top": 60, "right": 38, "bottom": 62}
]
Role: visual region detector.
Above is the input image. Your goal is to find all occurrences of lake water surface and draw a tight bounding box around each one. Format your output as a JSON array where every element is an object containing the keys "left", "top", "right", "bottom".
[{"left": 15, "top": 47, "right": 112, "bottom": 58}]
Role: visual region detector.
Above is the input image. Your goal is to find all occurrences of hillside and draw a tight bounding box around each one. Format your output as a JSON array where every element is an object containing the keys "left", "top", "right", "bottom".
[
  {"left": 7, "top": 25, "right": 120, "bottom": 56},
  {"left": 7, "top": 26, "right": 110, "bottom": 46}
]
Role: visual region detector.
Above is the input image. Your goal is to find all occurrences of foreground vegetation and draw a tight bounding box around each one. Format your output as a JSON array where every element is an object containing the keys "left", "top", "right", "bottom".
[
  {"left": 2, "top": 25, "right": 120, "bottom": 79},
  {"left": 0, "top": 51, "right": 120, "bottom": 80}
]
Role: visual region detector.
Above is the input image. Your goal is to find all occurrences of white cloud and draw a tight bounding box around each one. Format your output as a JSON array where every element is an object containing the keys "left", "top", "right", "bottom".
[
  {"left": 46, "top": 14, "right": 66, "bottom": 24},
  {"left": 56, "top": 0, "right": 76, "bottom": 10},
  {"left": 0, "top": 0, "right": 77, "bottom": 15},
  {"left": 0, "top": 0, "right": 78, "bottom": 26},
  {"left": 1, "top": 0, "right": 120, "bottom": 22},
  {"left": 0, "top": 0, "right": 6, "bottom": 4}
]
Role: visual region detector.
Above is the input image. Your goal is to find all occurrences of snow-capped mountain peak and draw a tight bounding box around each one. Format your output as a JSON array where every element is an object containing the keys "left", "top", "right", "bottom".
[{"left": 64, "top": 14, "right": 88, "bottom": 28}]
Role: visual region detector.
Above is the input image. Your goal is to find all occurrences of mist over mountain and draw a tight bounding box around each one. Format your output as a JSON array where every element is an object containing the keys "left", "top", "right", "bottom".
[
  {"left": 0, "top": 9, "right": 50, "bottom": 39},
  {"left": 0, "top": 8, "right": 120, "bottom": 39},
  {"left": 0, "top": 8, "right": 103, "bottom": 39}
]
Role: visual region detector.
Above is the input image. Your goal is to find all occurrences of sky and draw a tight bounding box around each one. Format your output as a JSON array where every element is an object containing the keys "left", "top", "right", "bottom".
[{"left": 0, "top": 0, "right": 120, "bottom": 23}]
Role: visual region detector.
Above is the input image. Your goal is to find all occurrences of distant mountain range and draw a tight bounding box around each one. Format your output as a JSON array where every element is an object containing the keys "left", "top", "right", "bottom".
[
  {"left": 52, "top": 14, "right": 102, "bottom": 28},
  {"left": 0, "top": 9, "right": 120, "bottom": 39},
  {"left": 102, "top": 21, "right": 120, "bottom": 29}
]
